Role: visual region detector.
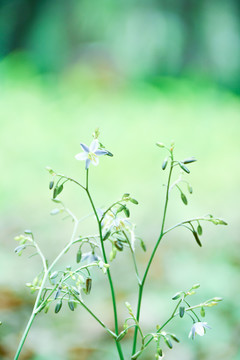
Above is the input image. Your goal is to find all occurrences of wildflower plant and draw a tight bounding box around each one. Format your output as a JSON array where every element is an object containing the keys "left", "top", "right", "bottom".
[{"left": 13, "top": 130, "right": 227, "bottom": 359}]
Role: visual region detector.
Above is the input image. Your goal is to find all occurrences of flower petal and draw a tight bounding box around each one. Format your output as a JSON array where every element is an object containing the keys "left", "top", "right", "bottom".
[
  {"left": 80, "top": 143, "right": 89, "bottom": 153},
  {"left": 195, "top": 325, "right": 205, "bottom": 336},
  {"left": 95, "top": 149, "right": 108, "bottom": 156},
  {"left": 75, "top": 152, "right": 88, "bottom": 161},
  {"left": 91, "top": 156, "right": 99, "bottom": 166},
  {"left": 89, "top": 139, "right": 99, "bottom": 152},
  {"left": 85, "top": 158, "right": 91, "bottom": 169}
]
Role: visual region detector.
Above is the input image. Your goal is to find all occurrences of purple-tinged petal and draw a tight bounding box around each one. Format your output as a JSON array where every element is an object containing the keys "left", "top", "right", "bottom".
[
  {"left": 85, "top": 158, "right": 91, "bottom": 169},
  {"left": 75, "top": 152, "right": 88, "bottom": 161},
  {"left": 95, "top": 149, "right": 108, "bottom": 156},
  {"left": 80, "top": 143, "right": 89, "bottom": 153},
  {"left": 89, "top": 139, "right": 99, "bottom": 152}
]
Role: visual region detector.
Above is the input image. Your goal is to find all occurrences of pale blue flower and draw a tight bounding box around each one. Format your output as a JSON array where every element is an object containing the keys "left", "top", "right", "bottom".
[
  {"left": 189, "top": 322, "right": 211, "bottom": 339},
  {"left": 75, "top": 139, "right": 108, "bottom": 169}
]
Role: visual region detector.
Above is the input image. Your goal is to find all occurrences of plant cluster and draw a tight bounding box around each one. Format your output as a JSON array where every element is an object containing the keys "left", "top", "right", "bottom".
[{"left": 13, "top": 130, "right": 227, "bottom": 359}]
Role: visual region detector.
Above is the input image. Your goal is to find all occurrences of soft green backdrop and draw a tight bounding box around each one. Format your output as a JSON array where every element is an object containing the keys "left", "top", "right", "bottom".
[{"left": 0, "top": 1, "right": 240, "bottom": 359}]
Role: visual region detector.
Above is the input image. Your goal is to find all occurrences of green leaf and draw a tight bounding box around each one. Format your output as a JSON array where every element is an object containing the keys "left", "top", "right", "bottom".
[
  {"left": 197, "top": 224, "right": 203, "bottom": 236},
  {"left": 179, "top": 162, "right": 190, "bottom": 174},
  {"left": 54, "top": 300, "right": 62, "bottom": 314},
  {"left": 193, "top": 230, "right": 202, "bottom": 247},
  {"left": 156, "top": 142, "right": 165, "bottom": 148},
  {"left": 162, "top": 157, "right": 168, "bottom": 170},
  {"left": 179, "top": 306, "right": 185, "bottom": 318},
  {"left": 181, "top": 192, "right": 188, "bottom": 205}
]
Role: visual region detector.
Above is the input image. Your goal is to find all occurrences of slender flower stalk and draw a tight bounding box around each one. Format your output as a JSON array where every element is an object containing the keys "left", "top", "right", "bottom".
[{"left": 14, "top": 135, "right": 225, "bottom": 360}]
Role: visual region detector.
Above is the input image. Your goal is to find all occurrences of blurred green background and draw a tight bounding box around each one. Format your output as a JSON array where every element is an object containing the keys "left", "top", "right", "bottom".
[{"left": 0, "top": 0, "right": 239, "bottom": 359}]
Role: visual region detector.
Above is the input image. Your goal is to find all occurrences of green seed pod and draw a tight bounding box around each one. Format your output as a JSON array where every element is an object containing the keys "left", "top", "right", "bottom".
[
  {"left": 53, "top": 187, "right": 58, "bottom": 199},
  {"left": 49, "top": 181, "right": 54, "bottom": 190},
  {"left": 172, "top": 292, "right": 182, "bottom": 300},
  {"left": 68, "top": 300, "right": 75, "bottom": 311},
  {"left": 170, "top": 334, "right": 180, "bottom": 343},
  {"left": 156, "top": 347, "right": 163, "bottom": 356},
  {"left": 130, "top": 198, "right": 139, "bottom": 205},
  {"left": 116, "top": 331, "right": 127, "bottom": 342},
  {"left": 181, "top": 192, "right": 188, "bottom": 205},
  {"left": 50, "top": 271, "right": 58, "bottom": 280},
  {"left": 200, "top": 307, "right": 205, "bottom": 317},
  {"left": 162, "top": 157, "right": 168, "bottom": 170},
  {"left": 182, "top": 157, "right": 197, "bottom": 164},
  {"left": 85, "top": 277, "right": 92, "bottom": 294},
  {"left": 163, "top": 336, "right": 172, "bottom": 349},
  {"left": 55, "top": 300, "right": 62, "bottom": 313},
  {"left": 109, "top": 247, "right": 117, "bottom": 261},
  {"left": 76, "top": 248, "right": 82, "bottom": 263},
  {"left": 123, "top": 207, "right": 130, "bottom": 218},
  {"left": 188, "top": 184, "right": 193, "bottom": 194},
  {"left": 179, "top": 162, "right": 190, "bottom": 174},
  {"left": 140, "top": 239, "right": 147, "bottom": 252},
  {"left": 193, "top": 230, "right": 202, "bottom": 247},
  {"left": 179, "top": 306, "right": 185, "bottom": 318},
  {"left": 115, "top": 240, "right": 123, "bottom": 251},
  {"left": 192, "top": 283, "right": 200, "bottom": 289},
  {"left": 156, "top": 142, "right": 165, "bottom": 148},
  {"left": 103, "top": 230, "right": 111, "bottom": 241},
  {"left": 24, "top": 229, "right": 32, "bottom": 235},
  {"left": 197, "top": 224, "right": 203, "bottom": 236},
  {"left": 44, "top": 302, "right": 50, "bottom": 314},
  {"left": 57, "top": 184, "right": 63, "bottom": 195}
]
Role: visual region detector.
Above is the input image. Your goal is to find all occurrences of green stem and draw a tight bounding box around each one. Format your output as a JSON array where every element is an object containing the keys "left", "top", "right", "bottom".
[
  {"left": 14, "top": 219, "right": 79, "bottom": 360},
  {"left": 122, "top": 231, "right": 141, "bottom": 285},
  {"left": 71, "top": 292, "right": 117, "bottom": 338},
  {"left": 132, "top": 155, "right": 174, "bottom": 355},
  {"left": 85, "top": 169, "right": 124, "bottom": 360}
]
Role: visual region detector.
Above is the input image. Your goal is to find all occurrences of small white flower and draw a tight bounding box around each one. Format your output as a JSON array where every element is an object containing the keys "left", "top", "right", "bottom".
[
  {"left": 75, "top": 139, "right": 108, "bottom": 169},
  {"left": 188, "top": 322, "right": 211, "bottom": 339}
]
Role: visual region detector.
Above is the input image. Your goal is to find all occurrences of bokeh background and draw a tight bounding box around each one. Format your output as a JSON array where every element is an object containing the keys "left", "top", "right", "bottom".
[{"left": 0, "top": 1, "right": 239, "bottom": 359}]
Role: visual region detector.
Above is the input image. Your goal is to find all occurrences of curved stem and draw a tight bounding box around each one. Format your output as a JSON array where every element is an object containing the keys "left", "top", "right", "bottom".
[
  {"left": 14, "top": 219, "right": 79, "bottom": 360},
  {"left": 85, "top": 170, "right": 124, "bottom": 360},
  {"left": 122, "top": 231, "right": 141, "bottom": 285},
  {"left": 132, "top": 155, "right": 174, "bottom": 355}
]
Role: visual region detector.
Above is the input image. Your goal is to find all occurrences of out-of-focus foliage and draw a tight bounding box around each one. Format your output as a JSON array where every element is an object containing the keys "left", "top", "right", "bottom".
[{"left": 0, "top": 0, "right": 240, "bottom": 92}]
